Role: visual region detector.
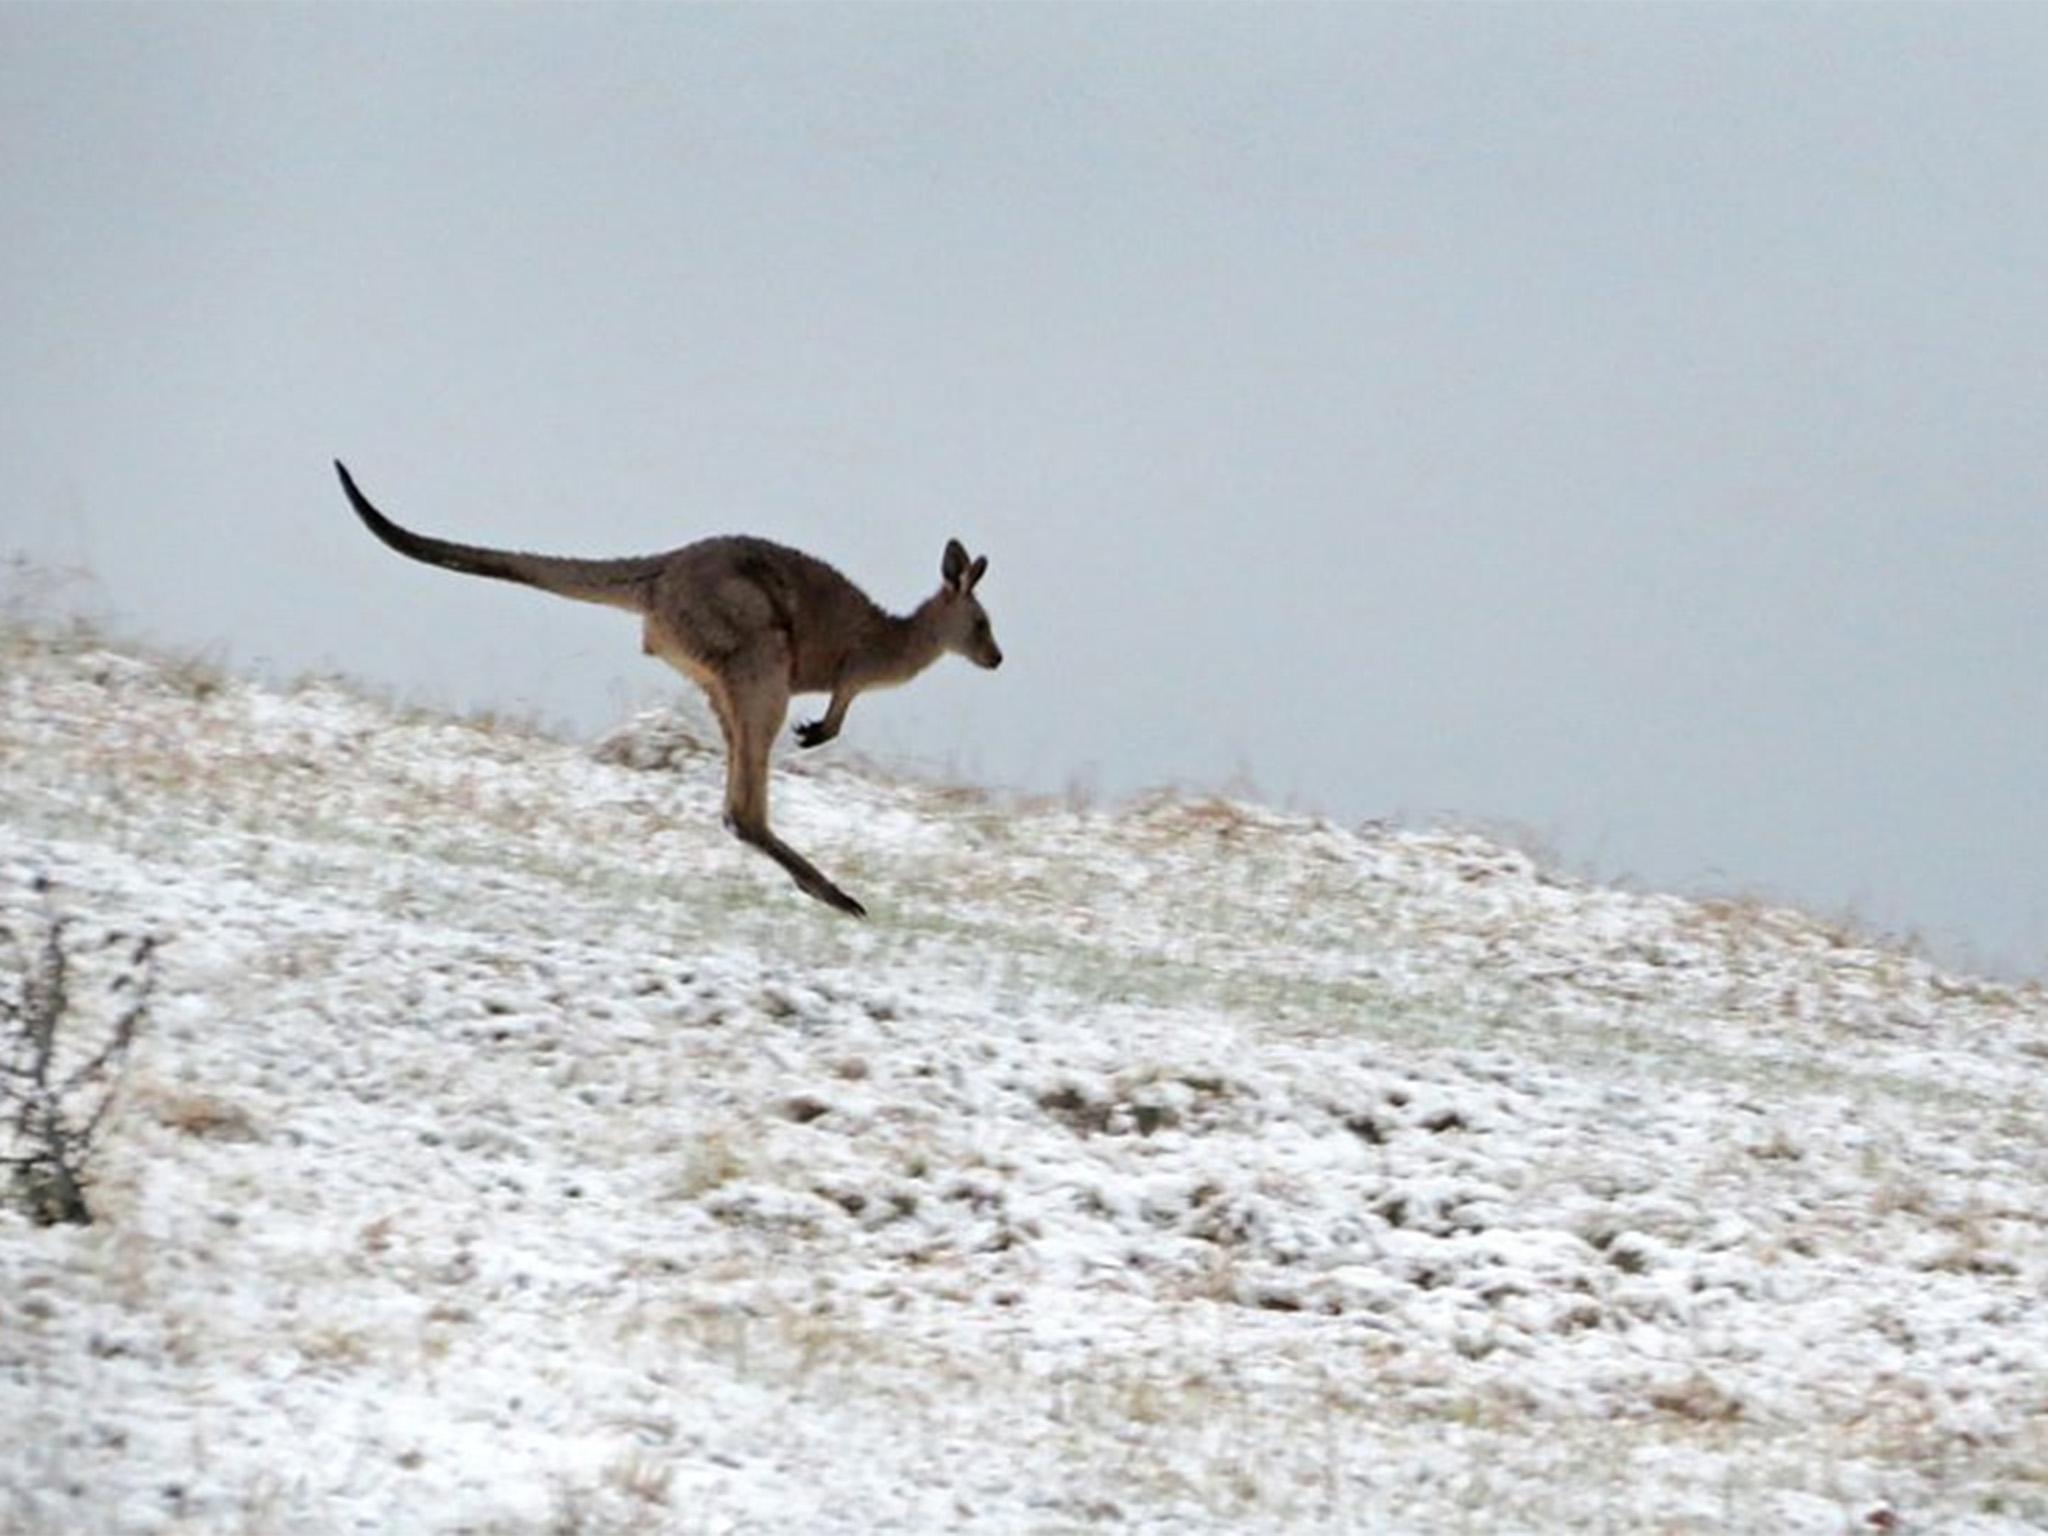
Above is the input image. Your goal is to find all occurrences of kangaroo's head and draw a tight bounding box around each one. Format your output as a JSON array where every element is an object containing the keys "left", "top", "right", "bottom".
[{"left": 936, "top": 538, "right": 1002, "bottom": 669}]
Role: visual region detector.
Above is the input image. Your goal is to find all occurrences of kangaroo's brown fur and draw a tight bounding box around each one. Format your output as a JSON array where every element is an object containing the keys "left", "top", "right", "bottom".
[{"left": 335, "top": 461, "right": 1001, "bottom": 917}]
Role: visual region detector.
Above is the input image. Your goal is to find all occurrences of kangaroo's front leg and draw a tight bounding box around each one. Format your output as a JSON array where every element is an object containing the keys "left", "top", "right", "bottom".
[{"left": 795, "top": 685, "right": 855, "bottom": 749}]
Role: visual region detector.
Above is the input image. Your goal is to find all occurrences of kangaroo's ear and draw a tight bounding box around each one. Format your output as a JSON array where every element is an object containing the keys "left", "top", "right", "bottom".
[
  {"left": 942, "top": 538, "right": 970, "bottom": 591},
  {"left": 967, "top": 554, "right": 988, "bottom": 591}
]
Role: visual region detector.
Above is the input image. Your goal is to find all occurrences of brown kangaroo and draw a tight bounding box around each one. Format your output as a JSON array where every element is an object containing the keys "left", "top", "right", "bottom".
[{"left": 334, "top": 461, "right": 1001, "bottom": 917}]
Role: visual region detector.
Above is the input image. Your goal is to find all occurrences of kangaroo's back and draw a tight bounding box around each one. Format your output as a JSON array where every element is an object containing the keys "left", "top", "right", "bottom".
[{"left": 645, "top": 536, "right": 890, "bottom": 689}]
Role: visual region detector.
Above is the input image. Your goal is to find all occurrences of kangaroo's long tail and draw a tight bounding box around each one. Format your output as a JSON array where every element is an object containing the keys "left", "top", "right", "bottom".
[{"left": 335, "top": 461, "right": 662, "bottom": 612}]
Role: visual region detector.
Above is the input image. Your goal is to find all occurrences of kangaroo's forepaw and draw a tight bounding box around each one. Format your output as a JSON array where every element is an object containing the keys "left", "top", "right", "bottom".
[{"left": 794, "top": 719, "right": 832, "bottom": 749}]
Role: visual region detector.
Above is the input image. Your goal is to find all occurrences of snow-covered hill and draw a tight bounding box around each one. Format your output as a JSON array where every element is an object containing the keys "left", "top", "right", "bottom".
[{"left": 3, "top": 624, "right": 2045, "bottom": 1534}]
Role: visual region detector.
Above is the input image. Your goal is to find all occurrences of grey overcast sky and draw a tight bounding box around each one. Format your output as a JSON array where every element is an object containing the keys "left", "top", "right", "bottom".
[{"left": 3, "top": 5, "right": 2044, "bottom": 976}]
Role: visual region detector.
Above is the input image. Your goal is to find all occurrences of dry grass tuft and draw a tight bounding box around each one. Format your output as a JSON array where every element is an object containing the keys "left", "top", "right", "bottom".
[
  {"left": 602, "top": 1452, "right": 674, "bottom": 1507},
  {"left": 145, "top": 1088, "right": 259, "bottom": 1142},
  {"left": 1647, "top": 1372, "right": 1744, "bottom": 1423}
]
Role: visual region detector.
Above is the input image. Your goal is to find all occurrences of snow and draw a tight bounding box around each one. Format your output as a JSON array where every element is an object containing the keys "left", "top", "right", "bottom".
[{"left": 2, "top": 625, "right": 2045, "bottom": 1533}]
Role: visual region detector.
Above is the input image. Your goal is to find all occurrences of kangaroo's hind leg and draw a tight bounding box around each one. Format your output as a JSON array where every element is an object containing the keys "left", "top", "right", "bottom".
[
  {"left": 643, "top": 616, "right": 742, "bottom": 814},
  {"left": 643, "top": 615, "right": 865, "bottom": 917},
  {"left": 722, "top": 653, "right": 867, "bottom": 918}
]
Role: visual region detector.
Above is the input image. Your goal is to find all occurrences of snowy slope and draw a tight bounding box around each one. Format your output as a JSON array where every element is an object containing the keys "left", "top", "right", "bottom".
[{"left": 2, "top": 624, "right": 2045, "bottom": 1535}]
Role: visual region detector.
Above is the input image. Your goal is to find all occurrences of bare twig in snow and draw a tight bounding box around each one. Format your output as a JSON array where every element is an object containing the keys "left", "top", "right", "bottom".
[{"left": 1, "top": 879, "right": 157, "bottom": 1225}]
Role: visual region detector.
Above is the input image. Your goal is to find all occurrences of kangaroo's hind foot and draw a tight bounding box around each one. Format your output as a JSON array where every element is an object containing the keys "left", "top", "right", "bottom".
[{"left": 728, "top": 819, "right": 867, "bottom": 918}]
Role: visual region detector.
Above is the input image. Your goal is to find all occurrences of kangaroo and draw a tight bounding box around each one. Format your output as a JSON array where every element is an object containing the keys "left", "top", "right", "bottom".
[{"left": 333, "top": 461, "right": 1001, "bottom": 917}]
